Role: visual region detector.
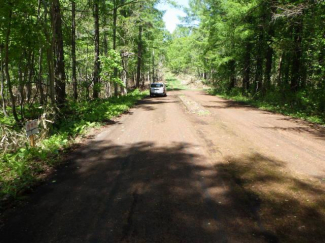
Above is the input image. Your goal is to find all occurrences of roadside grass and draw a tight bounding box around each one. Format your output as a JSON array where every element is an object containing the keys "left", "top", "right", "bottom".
[
  {"left": 208, "top": 89, "right": 325, "bottom": 125},
  {"left": 165, "top": 73, "right": 187, "bottom": 90},
  {"left": 0, "top": 90, "right": 147, "bottom": 204},
  {"left": 217, "top": 153, "right": 325, "bottom": 242}
]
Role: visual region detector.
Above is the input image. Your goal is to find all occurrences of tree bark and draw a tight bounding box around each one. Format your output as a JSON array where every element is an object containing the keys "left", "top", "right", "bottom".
[
  {"left": 264, "top": 2, "right": 276, "bottom": 92},
  {"left": 113, "top": 4, "right": 118, "bottom": 96},
  {"left": 0, "top": 46, "right": 8, "bottom": 117},
  {"left": 5, "top": 7, "right": 19, "bottom": 123},
  {"left": 51, "top": 0, "right": 66, "bottom": 107},
  {"left": 37, "top": 48, "right": 45, "bottom": 105},
  {"left": 152, "top": 49, "right": 155, "bottom": 83},
  {"left": 291, "top": 20, "right": 303, "bottom": 92},
  {"left": 243, "top": 42, "right": 251, "bottom": 93},
  {"left": 27, "top": 51, "right": 34, "bottom": 103},
  {"left": 93, "top": 0, "right": 100, "bottom": 99},
  {"left": 228, "top": 60, "right": 236, "bottom": 90},
  {"left": 72, "top": 0, "right": 78, "bottom": 100},
  {"left": 136, "top": 25, "right": 143, "bottom": 88},
  {"left": 42, "top": 1, "right": 55, "bottom": 104},
  {"left": 254, "top": 31, "right": 264, "bottom": 93}
]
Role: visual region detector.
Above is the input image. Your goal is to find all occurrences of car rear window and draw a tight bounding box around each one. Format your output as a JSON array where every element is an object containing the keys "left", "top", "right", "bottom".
[{"left": 151, "top": 83, "right": 163, "bottom": 88}]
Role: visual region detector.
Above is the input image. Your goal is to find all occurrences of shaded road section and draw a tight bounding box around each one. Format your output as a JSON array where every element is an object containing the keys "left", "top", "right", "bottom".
[{"left": 1, "top": 90, "right": 325, "bottom": 242}]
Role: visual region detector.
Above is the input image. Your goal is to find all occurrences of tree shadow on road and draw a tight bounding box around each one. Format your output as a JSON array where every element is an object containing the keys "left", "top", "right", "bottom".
[
  {"left": 136, "top": 97, "right": 176, "bottom": 111},
  {"left": 1, "top": 142, "right": 325, "bottom": 243},
  {"left": 215, "top": 153, "right": 325, "bottom": 243}
]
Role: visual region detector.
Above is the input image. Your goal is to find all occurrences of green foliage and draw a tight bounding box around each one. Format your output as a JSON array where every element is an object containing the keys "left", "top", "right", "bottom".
[
  {"left": 166, "top": 26, "right": 206, "bottom": 75},
  {"left": 169, "top": 0, "right": 325, "bottom": 122},
  {"left": 165, "top": 73, "right": 187, "bottom": 90},
  {"left": 209, "top": 89, "right": 325, "bottom": 125},
  {"left": 100, "top": 50, "right": 124, "bottom": 87},
  {"left": 0, "top": 90, "right": 147, "bottom": 201}
]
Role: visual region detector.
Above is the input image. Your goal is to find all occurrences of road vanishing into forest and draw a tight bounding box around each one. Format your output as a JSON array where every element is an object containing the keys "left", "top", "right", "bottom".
[{"left": 1, "top": 89, "right": 325, "bottom": 242}]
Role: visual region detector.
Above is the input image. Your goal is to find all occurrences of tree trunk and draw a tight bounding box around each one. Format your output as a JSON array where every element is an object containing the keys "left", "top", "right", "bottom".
[
  {"left": 291, "top": 20, "right": 303, "bottom": 92},
  {"left": 264, "top": 27, "right": 274, "bottom": 92},
  {"left": 152, "top": 49, "right": 155, "bottom": 83},
  {"left": 5, "top": 7, "right": 19, "bottom": 123},
  {"left": 264, "top": 2, "right": 276, "bottom": 92},
  {"left": 228, "top": 60, "right": 235, "bottom": 90},
  {"left": 136, "top": 25, "right": 143, "bottom": 88},
  {"left": 0, "top": 45, "right": 8, "bottom": 117},
  {"left": 277, "top": 52, "right": 283, "bottom": 86},
  {"left": 92, "top": 0, "right": 100, "bottom": 99},
  {"left": 113, "top": 5, "right": 118, "bottom": 96},
  {"left": 72, "top": 0, "right": 78, "bottom": 100},
  {"left": 243, "top": 42, "right": 251, "bottom": 93},
  {"left": 27, "top": 51, "right": 34, "bottom": 103},
  {"left": 254, "top": 31, "right": 264, "bottom": 93},
  {"left": 19, "top": 65, "right": 25, "bottom": 119},
  {"left": 42, "top": 1, "right": 55, "bottom": 104},
  {"left": 51, "top": 0, "right": 66, "bottom": 107},
  {"left": 37, "top": 48, "right": 45, "bottom": 105},
  {"left": 46, "top": 46, "right": 55, "bottom": 104}
]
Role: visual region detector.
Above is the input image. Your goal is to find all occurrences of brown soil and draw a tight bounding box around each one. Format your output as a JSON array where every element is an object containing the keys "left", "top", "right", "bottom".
[{"left": 0, "top": 90, "right": 324, "bottom": 243}]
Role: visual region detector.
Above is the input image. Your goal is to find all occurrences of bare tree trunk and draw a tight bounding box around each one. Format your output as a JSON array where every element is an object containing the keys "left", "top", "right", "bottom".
[
  {"left": 46, "top": 46, "right": 55, "bottom": 104},
  {"left": 93, "top": 0, "right": 100, "bottom": 99},
  {"left": 276, "top": 52, "right": 283, "bottom": 86},
  {"left": 37, "top": 48, "right": 45, "bottom": 105},
  {"left": 152, "top": 49, "right": 155, "bottom": 83},
  {"left": 264, "top": 2, "right": 276, "bottom": 92},
  {"left": 72, "top": 0, "right": 78, "bottom": 100},
  {"left": 264, "top": 39, "right": 273, "bottom": 91},
  {"left": 228, "top": 60, "right": 236, "bottom": 90},
  {"left": 121, "top": 54, "right": 128, "bottom": 95},
  {"left": 136, "top": 25, "right": 143, "bottom": 88},
  {"left": 41, "top": 1, "right": 55, "bottom": 104},
  {"left": 291, "top": 20, "right": 303, "bottom": 92},
  {"left": 19, "top": 65, "right": 25, "bottom": 119},
  {"left": 5, "top": 7, "right": 19, "bottom": 123},
  {"left": 113, "top": 4, "right": 118, "bottom": 96},
  {"left": 27, "top": 51, "right": 35, "bottom": 103},
  {"left": 51, "top": 0, "right": 66, "bottom": 107},
  {"left": 254, "top": 30, "right": 264, "bottom": 93},
  {"left": 243, "top": 42, "right": 251, "bottom": 93},
  {"left": 0, "top": 45, "right": 8, "bottom": 117}
]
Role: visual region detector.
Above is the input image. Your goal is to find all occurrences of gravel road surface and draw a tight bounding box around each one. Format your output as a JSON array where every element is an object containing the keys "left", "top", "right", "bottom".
[{"left": 1, "top": 90, "right": 324, "bottom": 243}]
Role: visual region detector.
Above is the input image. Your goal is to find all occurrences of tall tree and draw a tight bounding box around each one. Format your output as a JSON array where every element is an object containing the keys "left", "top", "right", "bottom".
[
  {"left": 93, "top": 0, "right": 100, "bottom": 99},
  {"left": 51, "top": 0, "right": 66, "bottom": 107},
  {"left": 72, "top": 0, "right": 78, "bottom": 100}
]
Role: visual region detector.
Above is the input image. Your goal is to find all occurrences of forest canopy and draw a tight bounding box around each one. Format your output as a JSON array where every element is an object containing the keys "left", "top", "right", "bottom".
[
  {"left": 166, "top": 0, "right": 325, "bottom": 121},
  {"left": 0, "top": 0, "right": 167, "bottom": 124}
]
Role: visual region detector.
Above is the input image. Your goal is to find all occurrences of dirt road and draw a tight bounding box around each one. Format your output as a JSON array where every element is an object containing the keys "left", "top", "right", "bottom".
[{"left": 1, "top": 90, "right": 325, "bottom": 242}]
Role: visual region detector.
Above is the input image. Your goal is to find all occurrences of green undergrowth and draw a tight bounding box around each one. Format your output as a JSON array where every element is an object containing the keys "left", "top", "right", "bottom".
[
  {"left": 0, "top": 90, "right": 147, "bottom": 203},
  {"left": 165, "top": 73, "right": 187, "bottom": 90},
  {"left": 208, "top": 88, "right": 325, "bottom": 125}
]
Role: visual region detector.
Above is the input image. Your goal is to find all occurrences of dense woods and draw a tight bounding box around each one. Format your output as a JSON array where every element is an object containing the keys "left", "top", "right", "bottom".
[
  {"left": 166, "top": 0, "right": 325, "bottom": 121},
  {"left": 0, "top": 0, "right": 167, "bottom": 197},
  {"left": 0, "top": 0, "right": 166, "bottom": 124}
]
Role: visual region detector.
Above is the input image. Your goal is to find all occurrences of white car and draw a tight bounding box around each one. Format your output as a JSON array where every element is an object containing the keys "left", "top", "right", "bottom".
[{"left": 150, "top": 83, "right": 167, "bottom": 97}]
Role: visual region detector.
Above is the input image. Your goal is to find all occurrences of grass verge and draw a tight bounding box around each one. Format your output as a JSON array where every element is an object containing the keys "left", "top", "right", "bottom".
[
  {"left": 208, "top": 89, "right": 325, "bottom": 125},
  {"left": 0, "top": 89, "right": 147, "bottom": 204}
]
